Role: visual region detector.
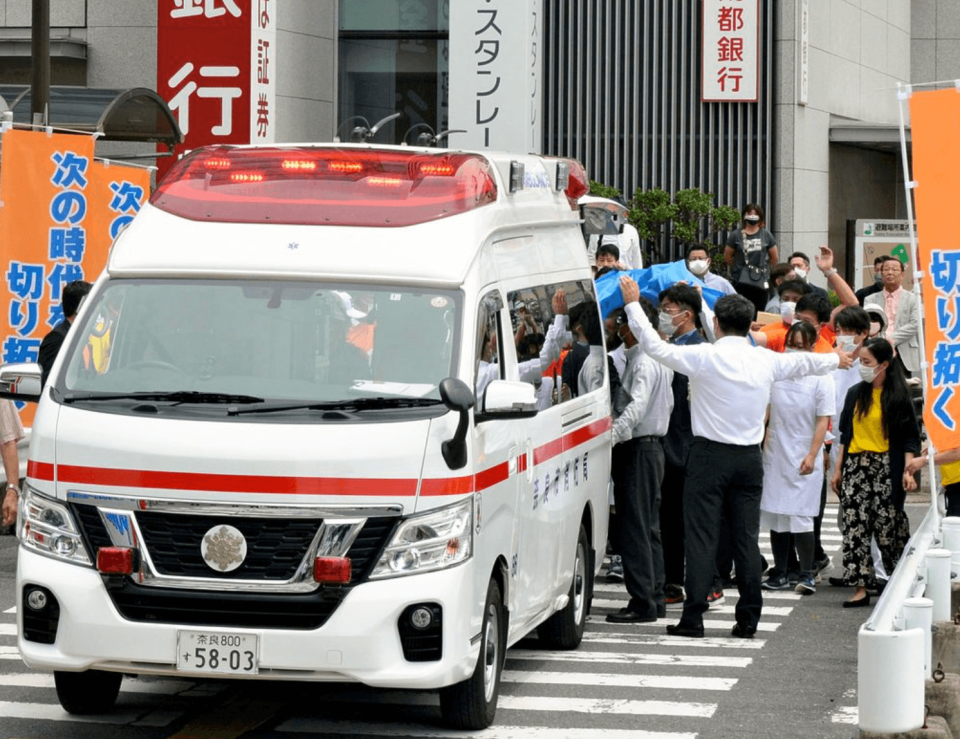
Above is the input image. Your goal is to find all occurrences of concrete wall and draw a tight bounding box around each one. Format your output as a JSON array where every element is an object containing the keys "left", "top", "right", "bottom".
[
  {"left": 912, "top": 0, "right": 960, "bottom": 85},
  {"left": 275, "top": 0, "right": 337, "bottom": 143},
  {"left": 775, "top": 0, "right": 911, "bottom": 276}
]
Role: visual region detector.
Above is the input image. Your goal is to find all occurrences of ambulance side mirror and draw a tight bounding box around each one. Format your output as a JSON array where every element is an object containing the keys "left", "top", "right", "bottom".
[
  {"left": 439, "top": 378, "right": 475, "bottom": 470},
  {"left": 0, "top": 363, "right": 42, "bottom": 403}
]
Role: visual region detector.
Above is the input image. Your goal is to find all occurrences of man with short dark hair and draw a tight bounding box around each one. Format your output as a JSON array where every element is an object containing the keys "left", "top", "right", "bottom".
[
  {"left": 605, "top": 299, "right": 674, "bottom": 623},
  {"left": 38, "top": 280, "right": 92, "bottom": 386},
  {"left": 618, "top": 277, "right": 852, "bottom": 638},
  {"left": 657, "top": 283, "right": 705, "bottom": 610},
  {"left": 855, "top": 256, "right": 893, "bottom": 305},
  {"left": 864, "top": 257, "right": 920, "bottom": 377},
  {"left": 686, "top": 245, "right": 735, "bottom": 296},
  {"left": 596, "top": 243, "right": 621, "bottom": 270},
  {"left": 787, "top": 251, "right": 829, "bottom": 302}
]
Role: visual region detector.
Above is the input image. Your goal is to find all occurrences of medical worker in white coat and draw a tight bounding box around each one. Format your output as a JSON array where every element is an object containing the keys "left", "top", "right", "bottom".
[{"left": 760, "top": 321, "right": 836, "bottom": 596}]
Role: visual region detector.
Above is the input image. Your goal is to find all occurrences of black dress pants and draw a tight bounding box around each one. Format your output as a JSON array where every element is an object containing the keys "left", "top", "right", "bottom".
[
  {"left": 612, "top": 436, "right": 665, "bottom": 617},
  {"left": 680, "top": 437, "right": 764, "bottom": 630}
]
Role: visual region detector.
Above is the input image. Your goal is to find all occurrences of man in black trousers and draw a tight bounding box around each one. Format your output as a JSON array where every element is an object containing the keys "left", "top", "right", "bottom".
[{"left": 619, "top": 278, "right": 852, "bottom": 638}]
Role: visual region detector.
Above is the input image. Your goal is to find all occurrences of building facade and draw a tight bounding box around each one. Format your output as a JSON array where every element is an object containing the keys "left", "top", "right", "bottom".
[{"left": 0, "top": 0, "right": 956, "bottom": 283}]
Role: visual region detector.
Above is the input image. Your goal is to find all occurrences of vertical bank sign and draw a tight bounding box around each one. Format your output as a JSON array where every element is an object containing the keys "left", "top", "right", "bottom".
[
  {"left": 702, "top": 0, "right": 759, "bottom": 102},
  {"left": 449, "top": 0, "right": 543, "bottom": 154},
  {"left": 157, "top": 0, "right": 277, "bottom": 180}
]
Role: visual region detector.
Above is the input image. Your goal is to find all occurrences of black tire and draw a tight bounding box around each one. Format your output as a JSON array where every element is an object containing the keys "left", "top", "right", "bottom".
[
  {"left": 538, "top": 524, "right": 591, "bottom": 649},
  {"left": 54, "top": 670, "right": 122, "bottom": 715},
  {"left": 439, "top": 578, "right": 504, "bottom": 730}
]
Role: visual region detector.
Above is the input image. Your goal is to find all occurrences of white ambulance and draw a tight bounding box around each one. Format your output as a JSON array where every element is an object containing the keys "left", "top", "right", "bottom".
[{"left": 1, "top": 144, "right": 612, "bottom": 729}]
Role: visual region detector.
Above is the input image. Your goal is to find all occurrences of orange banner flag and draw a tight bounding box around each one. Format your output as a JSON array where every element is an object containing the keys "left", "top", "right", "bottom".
[{"left": 908, "top": 88, "right": 960, "bottom": 452}]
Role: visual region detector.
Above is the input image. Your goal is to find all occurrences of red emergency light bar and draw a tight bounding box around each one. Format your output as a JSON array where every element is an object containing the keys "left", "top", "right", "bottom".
[{"left": 151, "top": 147, "right": 500, "bottom": 228}]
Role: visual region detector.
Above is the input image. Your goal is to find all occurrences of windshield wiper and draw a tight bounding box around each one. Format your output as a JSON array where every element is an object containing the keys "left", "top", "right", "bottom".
[
  {"left": 62, "top": 391, "right": 266, "bottom": 405},
  {"left": 227, "top": 396, "right": 443, "bottom": 416}
]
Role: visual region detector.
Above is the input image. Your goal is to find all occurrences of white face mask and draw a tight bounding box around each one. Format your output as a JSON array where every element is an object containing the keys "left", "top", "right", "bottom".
[
  {"left": 658, "top": 311, "right": 679, "bottom": 337},
  {"left": 793, "top": 267, "right": 808, "bottom": 281},
  {"left": 780, "top": 301, "right": 796, "bottom": 324},
  {"left": 688, "top": 259, "right": 709, "bottom": 276},
  {"left": 785, "top": 347, "right": 802, "bottom": 354},
  {"left": 744, "top": 215, "right": 760, "bottom": 224},
  {"left": 859, "top": 364, "right": 876, "bottom": 383},
  {"left": 869, "top": 321, "right": 882, "bottom": 337},
  {"left": 836, "top": 335, "right": 855, "bottom": 350}
]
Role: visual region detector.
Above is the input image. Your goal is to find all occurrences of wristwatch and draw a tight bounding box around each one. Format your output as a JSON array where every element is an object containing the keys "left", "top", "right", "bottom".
[
  {"left": 5, "top": 484, "right": 17, "bottom": 493},
  {"left": 822, "top": 268, "right": 837, "bottom": 277}
]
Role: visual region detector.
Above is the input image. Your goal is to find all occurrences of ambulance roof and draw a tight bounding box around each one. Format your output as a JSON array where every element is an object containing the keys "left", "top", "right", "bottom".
[{"left": 108, "top": 144, "right": 587, "bottom": 285}]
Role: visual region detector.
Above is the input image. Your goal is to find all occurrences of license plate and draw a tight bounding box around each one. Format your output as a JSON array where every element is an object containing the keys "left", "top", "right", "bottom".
[{"left": 177, "top": 630, "right": 259, "bottom": 675}]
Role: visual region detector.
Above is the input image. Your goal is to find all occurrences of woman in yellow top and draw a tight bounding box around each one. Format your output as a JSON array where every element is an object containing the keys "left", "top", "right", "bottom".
[
  {"left": 907, "top": 450, "right": 960, "bottom": 517},
  {"left": 829, "top": 338, "right": 920, "bottom": 607}
]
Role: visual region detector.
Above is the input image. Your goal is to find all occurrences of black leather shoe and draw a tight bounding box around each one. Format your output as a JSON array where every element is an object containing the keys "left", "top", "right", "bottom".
[
  {"left": 731, "top": 623, "right": 757, "bottom": 639},
  {"left": 828, "top": 576, "right": 849, "bottom": 587},
  {"left": 606, "top": 608, "right": 657, "bottom": 624},
  {"left": 666, "top": 622, "right": 704, "bottom": 638},
  {"left": 843, "top": 593, "right": 871, "bottom": 608}
]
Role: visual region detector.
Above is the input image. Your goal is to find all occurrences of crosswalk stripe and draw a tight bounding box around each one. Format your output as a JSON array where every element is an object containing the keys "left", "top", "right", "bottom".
[
  {"left": 0, "top": 701, "right": 180, "bottom": 727},
  {"left": 0, "top": 646, "right": 22, "bottom": 661},
  {"left": 274, "top": 719, "right": 698, "bottom": 738},
  {"left": 502, "top": 670, "right": 737, "bottom": 690},
  {"left": 584, "top": 618, "right": 780, "bottom": 632},
  {"left": 0, "top": 624, "right": 15, "bottom": 636},
  {"left": 591, "top": 598, "right": 794, "bottom": 616},
  {"left": 507, "top": 649, "right": 751, "bottom": 668},
  {"left": 581, "top": 633, "right": 764, "bottom": 650},
  {"left": 831, "top": 706, "right": 859, "bottom": 724},
  {"left": 0, "top": 673, "right": 217, "bottom": 696}
]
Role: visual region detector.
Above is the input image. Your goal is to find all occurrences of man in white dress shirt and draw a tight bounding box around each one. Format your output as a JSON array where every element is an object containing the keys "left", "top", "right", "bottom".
[{"left": 618, "top": 276, "right": 852, "bottom": 638}]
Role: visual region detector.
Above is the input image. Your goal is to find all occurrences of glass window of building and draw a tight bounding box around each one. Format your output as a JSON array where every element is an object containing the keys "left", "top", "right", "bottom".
[{"left": 338, "top": 0, "right": 449, "bottom": 146}]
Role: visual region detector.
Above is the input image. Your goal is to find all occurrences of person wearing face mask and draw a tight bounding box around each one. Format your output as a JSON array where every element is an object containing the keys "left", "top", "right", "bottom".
[
  {"left": 787, "top": 251, "right": 830, "bottom": 302},
  {"left": 855, "top": 256, "right": 894, "bottom": 306},
  {"left": 656, "top": 284, "right": 709, "bottom": 611},
  {"left": 686, "top": 245, "right": 736, "bottom": 296},
  {"left": 864, "top": 303, "right": 888, "bottom": 340},
  {"left": 619, "top": 278, "right": 854, "bottom": 638},
  {"left": 751, "top": 280, "right": 809, "bottom": 349},
  {"left": 724, "top": 204, "right": 779, "bottom": 315},
  {"left": 829, "top": 337, "right": 920, "bottom": 608},
  {"left": 760, "top": 322, "right": 836, "bottom": 595},
  {"left": 763, "top": 263, "right": 792, "bottom": 313},
  {"left": 605, "top": 301, "right": 674, "bottom": 623}
]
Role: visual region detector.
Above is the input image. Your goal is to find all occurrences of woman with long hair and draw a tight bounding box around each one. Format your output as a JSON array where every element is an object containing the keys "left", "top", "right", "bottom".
[
  {"left": 760, "top": 321, "right": 835, "bottom": 595},
  {"left": 829, "top": 337, "right": 919, "bottom": 607}
]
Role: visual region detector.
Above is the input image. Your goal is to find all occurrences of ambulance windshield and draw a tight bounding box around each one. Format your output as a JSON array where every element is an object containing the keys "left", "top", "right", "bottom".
[{"left": 58, "top": 279, "right": 460, "bottom": 410}]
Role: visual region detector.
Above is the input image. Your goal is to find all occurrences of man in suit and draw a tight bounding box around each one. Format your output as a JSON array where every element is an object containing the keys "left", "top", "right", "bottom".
[
  {"left": 38, "top": 280, "right": 92, "bottom": 386},
  {"left": 864, "top": 258, "right": 919, "bottom": 377}
]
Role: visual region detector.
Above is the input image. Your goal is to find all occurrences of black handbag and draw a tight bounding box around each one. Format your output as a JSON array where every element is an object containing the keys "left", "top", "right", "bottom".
[{"left": 735, "top": 230, "right": 769, "bottom": 289}]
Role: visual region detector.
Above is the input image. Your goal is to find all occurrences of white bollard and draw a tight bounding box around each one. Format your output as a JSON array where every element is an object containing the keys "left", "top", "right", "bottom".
[
  {"left": 858, "top": 626, "right": 925, "bottom": 733},
  {"left": 903, "top": 597, "right": 934, "bottom": 677},
  {"left": 926, "top": 548, "right": 953, "bottom": 623},
  {"left": 942, "top": 517, "right": 960, "bottom": 576}
]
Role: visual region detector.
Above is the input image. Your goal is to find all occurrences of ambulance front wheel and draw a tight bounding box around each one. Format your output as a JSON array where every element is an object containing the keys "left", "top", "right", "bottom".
[
  {"left": 537, "top": 524, "right": 591, "bottom": 649},
  {"left": 439, "top": 577, "right": 504, "bottom": 730},
  {"left": 54, "top": 669, "right": 122, "bottom": 714}
]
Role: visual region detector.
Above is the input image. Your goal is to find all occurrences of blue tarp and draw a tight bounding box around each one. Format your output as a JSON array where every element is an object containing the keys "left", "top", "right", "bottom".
[{"left": 595, "top": 260, "right": 725, "bottom": 318}]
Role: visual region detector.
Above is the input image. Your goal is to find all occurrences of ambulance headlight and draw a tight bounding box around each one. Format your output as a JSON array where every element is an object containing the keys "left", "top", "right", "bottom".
[
  {"left": 370, "top": 497, "right": 473, "bottom": 579},
  {"left": 19, "top": 486, "right": 91, "bottom": 567}
]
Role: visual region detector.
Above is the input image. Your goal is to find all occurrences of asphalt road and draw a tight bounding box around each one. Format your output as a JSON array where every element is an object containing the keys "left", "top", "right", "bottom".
[{"left": 0, "top": 503, "right": 932, "bottom": 738}]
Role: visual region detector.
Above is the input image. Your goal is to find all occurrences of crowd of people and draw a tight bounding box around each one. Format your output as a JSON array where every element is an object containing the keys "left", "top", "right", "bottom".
[{"left": 585, "top": 203, "right": 927, "bottom": 637}]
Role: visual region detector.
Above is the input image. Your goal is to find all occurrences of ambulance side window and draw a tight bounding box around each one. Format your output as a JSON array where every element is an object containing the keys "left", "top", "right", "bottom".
[
  {"left": 508, "top": 285, "right": 555, "bottom": 406},
  {"left": 474, "top": 290, "right": 504, "bottom": 406},
  {"left": 537, "top": 280, "right": 603, "bottom": 404}
]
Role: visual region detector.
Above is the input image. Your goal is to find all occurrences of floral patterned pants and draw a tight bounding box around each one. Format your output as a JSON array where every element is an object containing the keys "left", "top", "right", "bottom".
[{"left": 838, "top": 451, "right": 910, "bottom": 587}]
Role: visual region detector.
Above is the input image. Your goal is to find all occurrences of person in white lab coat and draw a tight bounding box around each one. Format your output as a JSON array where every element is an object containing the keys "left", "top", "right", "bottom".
[{"left": 759, "top": 321, "right": 836, "bottom": 596}]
